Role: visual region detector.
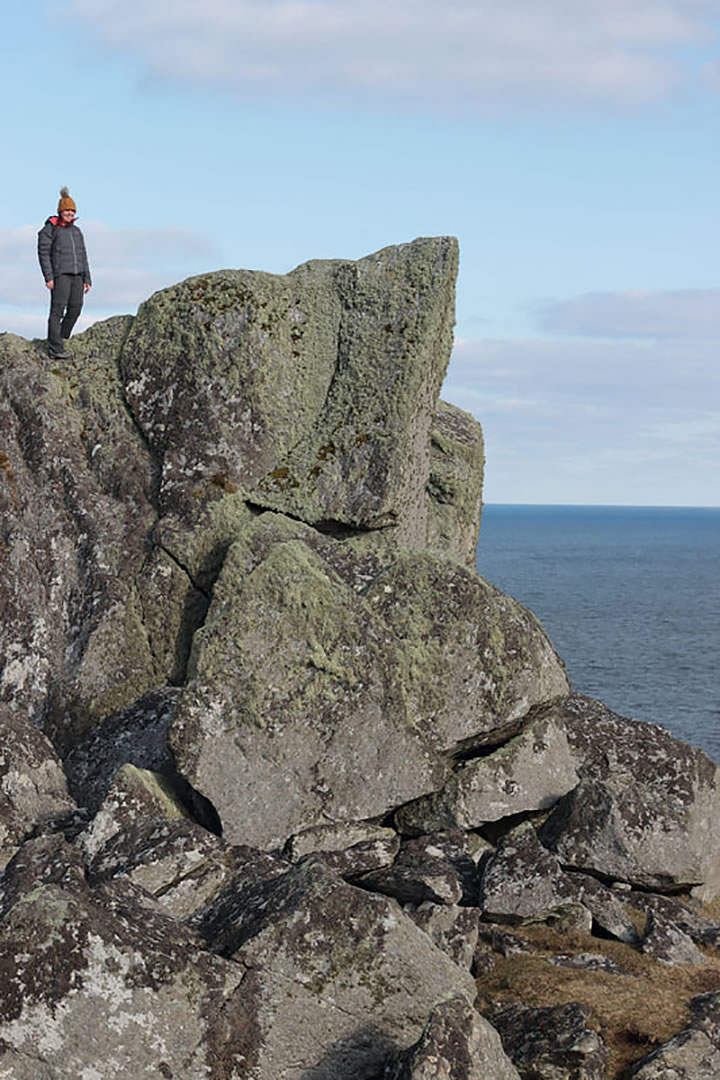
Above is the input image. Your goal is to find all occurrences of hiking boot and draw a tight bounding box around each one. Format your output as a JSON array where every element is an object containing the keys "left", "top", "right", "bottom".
[{"left": 48, "top": 349, "right": 71, "bottom": 361}]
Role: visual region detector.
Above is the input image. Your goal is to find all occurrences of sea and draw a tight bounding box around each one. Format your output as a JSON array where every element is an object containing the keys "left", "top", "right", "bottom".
[{"left": 475, "top": 505, "right": 720, "bottom": 764}]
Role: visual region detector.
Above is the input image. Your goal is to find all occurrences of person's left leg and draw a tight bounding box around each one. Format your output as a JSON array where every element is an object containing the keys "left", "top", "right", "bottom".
[{"left": 60, "top": 275, "right": 85, "bottom": 341}]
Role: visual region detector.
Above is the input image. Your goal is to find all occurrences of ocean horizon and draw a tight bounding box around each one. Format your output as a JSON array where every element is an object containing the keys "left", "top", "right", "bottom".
[{"left": 475, "top": 503, "right": 720, "bottom": 763}]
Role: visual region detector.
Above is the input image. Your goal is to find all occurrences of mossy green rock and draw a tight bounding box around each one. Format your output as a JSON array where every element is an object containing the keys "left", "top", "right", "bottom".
[
  {"left": 123, "top": 237, "right": 459, "bottom": 546},
  {"left": 170, "top": 514, "right": 568, "bottom": 849}
]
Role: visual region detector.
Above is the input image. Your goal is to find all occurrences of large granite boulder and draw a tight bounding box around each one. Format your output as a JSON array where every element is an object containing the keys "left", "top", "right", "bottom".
[
  {"left": 170, "top": 514, "right": 568, "bottom": 849},
  {"left": 123, "top": 237, "right": 459, "bottom": 547},
  {"left": 538, "top": 695, "right": 720, "bottom": 899},
  {"left": 0, "top": 837, "right": 248, "bottom": 1080},
  {"left": 199, "top": 857, "right": 478, "bottom": 1079}
]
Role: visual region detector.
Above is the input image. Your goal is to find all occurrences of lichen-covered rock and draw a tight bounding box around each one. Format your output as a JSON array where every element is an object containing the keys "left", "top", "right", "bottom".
[
  {"left": 0, "top": 845, "right": 248, "bottom": 1079},
  {"left": 629, "top": 891, "right": 720, "bottom": 947},
  {"left": 407, "top": 903, "right": 480, "bottom": 970},
  {"left": 0, "top": 708, "right": 76, "bottom": 869},
  {"left": 538, "top": 695, "right": 720, "bottom": 900},
  {"left": 395, "top": 711, "right": 577, "bottom": 834},
  {"left": 200, "top": 857, "right": 477, "bottom": 1079},
  {"left": 480, "top": 822, "right": 576, "bottom": 923},
  {"left": 0, "top": 324, "right": 156, "bottom": 743},
  {"left": 491, "top": 1001, "right": 610, "bottom": 1080},
  {"left": 86, "top": 816, "right": 232, "bottom": 919},
  {"left": 365, "top": 555, "right": 569, "bottom": 757},
  {"left": 425, "top": 400, "right": 485, "bottom": 568},
  {"left": 171, "top": 517, "right": 445, "bottom": 850},
  {"left": 354, "top": 833, "right": 466, "bottom": 906},
  {"left": 283, "top": 820, "right": 398, "bottom": 862},
  {"left": 631, "top": 1030, "right": 720, "bottom": 1078},
  {"left": 80, "top": 762, "right": 189, "bottom": 862},
  {"left": 171, "top": 513, "right": 568, "bottom": 849},
  {"left": 385, "top": 996, "right": 520, "bottom": 1080},
  {"left": 640, "top": 909, "right": 707, "bottom": 966},
  {"left": 123, "top": 238, "right": 459, "bottom": 545}
]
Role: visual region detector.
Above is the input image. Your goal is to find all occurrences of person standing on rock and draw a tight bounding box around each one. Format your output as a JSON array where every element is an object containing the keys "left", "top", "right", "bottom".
[{"left": 37, "top": 187, "right": 92, "bottom": 360}]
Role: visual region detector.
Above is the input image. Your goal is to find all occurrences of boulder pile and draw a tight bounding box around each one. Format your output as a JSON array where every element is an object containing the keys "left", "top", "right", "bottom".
[{"left": 1, "top": 238, "right": 719, "bottom": 1078}]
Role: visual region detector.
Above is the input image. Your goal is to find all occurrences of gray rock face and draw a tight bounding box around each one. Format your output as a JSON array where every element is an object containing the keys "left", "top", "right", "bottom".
[
  {"left": 396, "top": 710, "right": 577, "bottom": 834},
  {"left": 0, "top": 840, "right": 247, "bottom": 1080},
  {"left": 0, "top": 708, "right": 76, "bottom": 869},
  {"left": 631, "top": 1030, "right": 720, "bottom": 1078},
  {"left": 171, "top": 515, "right": 567, "bottom": 850},
  {"left": 123, "top": 237, "right": 459, "bottom": 547},
  {"left": 202, "top": 857, "right": 478, "bottom": 1079},
  {"left": 539, "top": 695, "right": 720, "bottom": 899},
  {"left": 385, "top": 996, "right": 521, "bottom": 1080},
  {"left": 492, "top": 1002, "right": 610, "bottom": 1080},
  {"left": 2, "top": 239, "right": 720, "bottom": 1080}
]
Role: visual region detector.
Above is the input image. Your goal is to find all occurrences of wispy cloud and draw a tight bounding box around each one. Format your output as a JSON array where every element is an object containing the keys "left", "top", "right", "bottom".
[
  {"left": 61, "top": 0, "right": 720, "bottom": 107},
  {"left": 538, "top": 288, "right": 720, "bottom": 339},
  {"left": 444, "top": 333, "right": 719, "bottom": 503}
]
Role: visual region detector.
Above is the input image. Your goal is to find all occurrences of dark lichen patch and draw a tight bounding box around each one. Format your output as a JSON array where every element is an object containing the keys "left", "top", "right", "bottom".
[
  {"left": 210, "top": 472, "right": 239, "bottom": 495},
  {"left": 0, "top": 451, "right": 19, "bottom": 509},
  {"left": 259, "top": 466, "right": 300, "bottom": 492},
  {"left": 316, "top": 443, "right": 336, "bottom": 461}
]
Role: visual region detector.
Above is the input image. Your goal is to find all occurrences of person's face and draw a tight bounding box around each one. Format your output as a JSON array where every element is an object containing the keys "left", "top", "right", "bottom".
[{"left": 60, "top": 209, "right": 75, "bottom": 224}]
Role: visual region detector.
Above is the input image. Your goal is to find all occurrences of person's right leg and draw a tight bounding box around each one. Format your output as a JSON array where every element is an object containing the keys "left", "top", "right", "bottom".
[
  {"left": 60, "top": 275, "right": 84, "bottom": 341},
  {"left": 48, "top": 275, "right": 72, "bottom": 357}
]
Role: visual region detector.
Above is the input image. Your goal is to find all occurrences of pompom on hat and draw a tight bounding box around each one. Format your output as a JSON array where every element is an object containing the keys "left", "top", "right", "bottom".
[{"left": 57, "top": 186, "right": 76, "bottom": 213}]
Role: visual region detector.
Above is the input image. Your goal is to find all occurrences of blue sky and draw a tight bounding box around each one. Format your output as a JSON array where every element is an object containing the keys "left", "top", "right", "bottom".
[{"left": 2, "top": 1, "right": 719, "bottom": 505}]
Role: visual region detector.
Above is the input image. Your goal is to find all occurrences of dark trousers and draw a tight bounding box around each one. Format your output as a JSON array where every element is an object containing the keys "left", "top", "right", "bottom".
[{"left": 48, "top": 273, "right": 84, "bottom": 355}]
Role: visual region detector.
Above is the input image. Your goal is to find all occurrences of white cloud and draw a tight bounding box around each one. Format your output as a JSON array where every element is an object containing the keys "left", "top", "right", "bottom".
[
  {"left": 443, "top": 335, "right": 719, "bottom": 504},
  {"left": 538, "top": 288, "right": 720, "bottom": 339},
  {"left": 60, "top": 0, "right": 720, "bottom": 107}
]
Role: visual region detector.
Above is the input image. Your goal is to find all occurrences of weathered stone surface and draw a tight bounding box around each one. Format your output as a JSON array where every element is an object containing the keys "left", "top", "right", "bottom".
[
  {"left": 80, "top": 762, "right": 189, "bottom": 862},
  {"left": 396, "top": 711, "right": 577, "bottom": 834},
  {"left": 629, "top": 890, "right": 720, "bottom": 947},
  {"left": 202, "top": 857, "right": 477, "bottom": 1079},
  {"left": 0, "top": 708, "right": 76, "bottom": 869},
  {"left": 171, "top": 513, "right": 567, "bottom": 849},
  {"left": 425, "top": 399, "right": 485, "bottom": 568},
  {"left": 171, "top": 516, "right": 445, "bottom": 850},
  {"left": 123, "top": 238, "right": 458, "bottom": 545},
  {"left": 306, "top": 836, "right": 402, "bottom": 880},
  {"left": 480, "top": 822, "right": 576, "bottom": 923},
  {"left": 407, "top": 903, "right": 480, "bottom": 970},
  {"left": 550, "top": 952, "right": 623, "bottom": 974},
  {"left": 366, "top": 555, "right": 569, "bottom": 757},
  {"left": 87, "top": 816, "right": 231, "bottom": 919},
  {"left": 539, "top": 695, "right": 720, "bottom": 899},
  {"left": 385, "top": 996, "right": 520, "bottom": 1080},
  {"left": 354, "top": 833, "right": 465, "bottom": 906},
  {"left": 631, "top": 1030, "right": 720, "bottom": 1078},
  {"left": 492, "top": 1002, "right": 610, "bottom": 1080},
  {"left": 283, "top": 820, "right": 398, "bottom": 862},
  {"left": 63, "top": 688, "right": 179, "bottom": 810},
  {"left": 0, "top": 322, "right": 158, "bottom": 745},
  {"left": 640, "top": 909, "right": 707, "bottom": 966},
  {"left": 571, "top": 873, "right": 639, "bottom": 944},
  {"left": 0, "top": 846, "right": 248, "bottom": 1079},
  {"left": 631, "top": 993, "right": 720, "bottom": 1076}
]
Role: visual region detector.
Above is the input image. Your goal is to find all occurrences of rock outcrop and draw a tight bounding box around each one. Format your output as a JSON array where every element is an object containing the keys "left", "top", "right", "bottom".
[{"left": 1, "top": 237, "right": 719, "bottom": 1078}]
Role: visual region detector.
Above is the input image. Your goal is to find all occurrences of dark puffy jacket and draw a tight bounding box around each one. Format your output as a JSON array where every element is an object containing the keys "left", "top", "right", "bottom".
[{"left": 37, "top": 216, "right": 92, "bottom": 285}]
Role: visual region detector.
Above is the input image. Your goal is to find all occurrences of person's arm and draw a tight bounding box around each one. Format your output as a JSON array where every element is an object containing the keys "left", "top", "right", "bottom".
[{"left": 37, "top": 222, "right": 55, "bottom": 282}]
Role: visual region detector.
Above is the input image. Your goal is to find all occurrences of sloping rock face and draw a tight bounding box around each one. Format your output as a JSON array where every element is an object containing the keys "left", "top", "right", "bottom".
[{"left": 1, "top": 238, "right": 719, "bottom": 1078}]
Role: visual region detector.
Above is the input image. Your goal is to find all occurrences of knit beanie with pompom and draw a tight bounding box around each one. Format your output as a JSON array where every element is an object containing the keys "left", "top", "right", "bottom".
[{"left": 57, "top": 187, "right": 77, "bottom": 213}]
